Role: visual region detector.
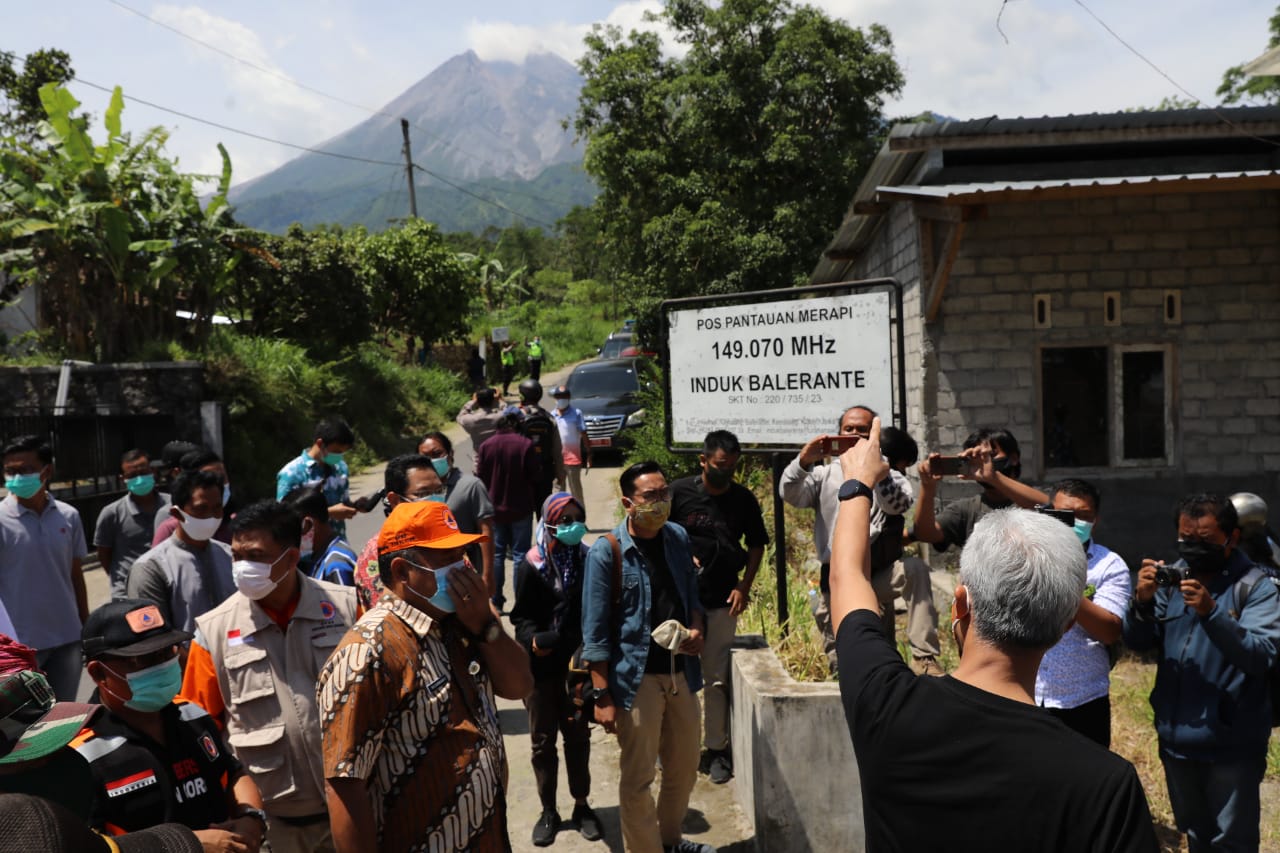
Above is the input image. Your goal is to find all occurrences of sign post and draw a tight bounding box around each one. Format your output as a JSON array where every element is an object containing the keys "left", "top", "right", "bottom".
[{"left": 661, "top": 279, "right": 905, "bottom": 629}]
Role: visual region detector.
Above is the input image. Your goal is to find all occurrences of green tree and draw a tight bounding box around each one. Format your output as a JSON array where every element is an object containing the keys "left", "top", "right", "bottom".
[
  {"left": 573, "top": 0, "right": 902, "bottom": 326},
  {"left": 0, "top": 49, "right": 78, "bottom": 140},
  {"left": 0, "top": 84, "right": 240, "bottom": 360},
  {"left": 1218, "top": 6, "right": 1280, "bottom": 105}
]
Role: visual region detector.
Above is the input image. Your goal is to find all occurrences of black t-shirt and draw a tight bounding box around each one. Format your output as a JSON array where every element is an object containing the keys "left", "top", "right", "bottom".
[
  {"left": 636, "top": 530, "right": 686, "bottom": 675},
  {"left": 836, "top": 610, "right": 1158, "bottom": 853},
  {"left": 75, "top": 701, "right": 242, "bottom": 835},
  {"left": 934, "top": 491, "right": 1012, "bottom": 552},
  {"left": 669, "top": 475, "right": 769, "bottom": 608}
]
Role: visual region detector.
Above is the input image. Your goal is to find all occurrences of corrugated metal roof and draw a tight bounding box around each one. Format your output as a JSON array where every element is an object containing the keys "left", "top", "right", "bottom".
[
  {"left": 875, "top": 170, "right": 1280, "bottom": 203},
  {"left": 889, "top": 106, "right": 1280, "bottom": 151}
]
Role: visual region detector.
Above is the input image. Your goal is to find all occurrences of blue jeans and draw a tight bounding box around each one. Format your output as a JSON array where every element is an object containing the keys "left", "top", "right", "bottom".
[
  {"left": 490, "top": 515, "right": 532, "bottom": 608},
  {"left": 1162, "top": 752, "right": 1266, "bottom": 852}
]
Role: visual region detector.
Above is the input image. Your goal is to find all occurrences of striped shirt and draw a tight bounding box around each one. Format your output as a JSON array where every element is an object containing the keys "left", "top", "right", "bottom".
[{"left": 318, "top": 591, "right": 508, "bottom": 851}]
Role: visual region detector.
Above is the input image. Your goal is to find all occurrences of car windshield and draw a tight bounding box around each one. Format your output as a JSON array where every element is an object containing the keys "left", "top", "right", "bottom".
[
  {"left": 600, "top": 335, "right": 632, "bottom": 359},
  {"left": 569, "top": 365, "right": 639, "bottom": 398}
]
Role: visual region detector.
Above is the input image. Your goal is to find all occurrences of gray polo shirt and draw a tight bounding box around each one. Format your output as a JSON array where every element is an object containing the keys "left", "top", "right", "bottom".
[
  {"left": 125, "top": 534, "right": 235, "bottom": 634},
  {"left": 0, "top": 494, "right": 89, "bottom": 649},
  {"left": 93, "top": 492, "right": 171, "bottom": 600},
  {"left": 445, "top": 467, "right": 495, "bottom": 568}
]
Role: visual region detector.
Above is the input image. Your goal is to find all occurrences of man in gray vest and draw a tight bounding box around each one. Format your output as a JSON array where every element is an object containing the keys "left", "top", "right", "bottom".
[{"left": 179, "top": 500, "right": 358, "bottom": 853}]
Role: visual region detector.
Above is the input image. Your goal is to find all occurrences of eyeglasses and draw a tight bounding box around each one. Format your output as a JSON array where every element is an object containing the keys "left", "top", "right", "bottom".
[
  {"left": 633, "top": 488, "right": 670, "bottom": 503},
  {"left": 405, "top": 488, "right": 446, "bottom": 502}
]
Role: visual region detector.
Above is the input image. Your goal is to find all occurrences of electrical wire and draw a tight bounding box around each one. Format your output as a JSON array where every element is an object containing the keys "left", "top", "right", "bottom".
[{"left": 414, "top": 163, "right": 556, "bottom": 228}]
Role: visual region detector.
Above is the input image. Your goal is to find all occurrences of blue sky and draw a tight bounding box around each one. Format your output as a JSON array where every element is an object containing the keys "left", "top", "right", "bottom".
[{"left": 6, "top": 1, "right": 1275, "bottom": 187}]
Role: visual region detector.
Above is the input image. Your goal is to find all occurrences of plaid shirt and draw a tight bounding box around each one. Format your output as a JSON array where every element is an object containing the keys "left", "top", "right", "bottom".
[{"left": 276, "top": 451, "right": 350, "bottom": 536}]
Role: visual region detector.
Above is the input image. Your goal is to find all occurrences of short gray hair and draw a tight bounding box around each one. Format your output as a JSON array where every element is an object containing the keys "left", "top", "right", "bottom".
[{"left": 958, "top": 509, "right": 1086, "bottom": 650}]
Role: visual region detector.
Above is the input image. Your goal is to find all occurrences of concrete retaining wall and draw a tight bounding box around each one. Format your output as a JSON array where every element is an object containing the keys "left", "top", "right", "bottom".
[{"left": 731, "top": 637, "right": 863, "bottom": 852}]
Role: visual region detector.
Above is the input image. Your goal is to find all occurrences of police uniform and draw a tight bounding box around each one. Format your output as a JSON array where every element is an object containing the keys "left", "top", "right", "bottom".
[
  {"left": 71, "top": 700, "right": 240, "bottom": 836},
  {"left": 188, "top": 575, "right": 357, "bottom": 853}
]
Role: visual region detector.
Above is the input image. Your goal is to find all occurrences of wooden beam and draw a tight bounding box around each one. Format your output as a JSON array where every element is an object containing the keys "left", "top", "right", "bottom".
[
  {"left": 911, "top": 200, "right": 988, "bottom": 223},
  {"left": 823, "top": 249, "right": 859, "bottom": 261},
  {"left": 888, "top": 124, "right": 1280, "bottom": 153},
  {"left": 853, "top": 200, "right": 888, "bottom": 216},
  {"left": 924, "top": 220, "right": 966, "bottom": 324}
]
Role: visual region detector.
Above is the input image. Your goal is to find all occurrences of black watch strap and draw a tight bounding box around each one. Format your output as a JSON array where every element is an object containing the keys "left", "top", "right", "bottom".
[{"left": 838, "top": 478, "right": 874, "bottom": 502}]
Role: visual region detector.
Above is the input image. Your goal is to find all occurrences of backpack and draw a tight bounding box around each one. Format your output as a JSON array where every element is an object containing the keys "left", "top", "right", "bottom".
[
  {"left": 1230, "top": 568, "right": 1280, "bottom": 727},
  {"left": 519, "top": 406, "right": 558, "bottom": 480}
]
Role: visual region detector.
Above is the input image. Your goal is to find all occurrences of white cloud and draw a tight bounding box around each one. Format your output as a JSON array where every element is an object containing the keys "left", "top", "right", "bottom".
[{"left": 466, "top": 1, "right": 669, "bottom": 64}]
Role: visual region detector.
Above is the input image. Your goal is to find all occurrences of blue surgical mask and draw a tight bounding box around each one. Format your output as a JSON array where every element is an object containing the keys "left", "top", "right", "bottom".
[
  {"left": 105, "top": 657, "right": 182, "bottom": 713},
  {"left": 1074, "top": 518, "right": 1094, "bottom": 545},
  {"left": 125, "top": 474, "right": 156, "bottom": 497},
  {"left": 5, "top": 473, "right": 43, "bottom": 500},
  {"left": 404, "top": 559, "right": 466, "bottom": 613},
  {"left": 323, "top": 453, "right": 344, "bottom": 466},
  {"left": 430, "top": 457, "right": 450, "bottom": 478},
  {"left": 554, "top": 521, "right": 587, "bottom": 546}
]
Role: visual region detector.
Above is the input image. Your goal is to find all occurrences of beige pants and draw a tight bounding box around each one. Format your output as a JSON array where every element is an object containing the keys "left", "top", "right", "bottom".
[
  {"left": 813, "top": 557, "right": 940, "bottom": 672},
  {"left": 699, "top": 607, "right": 736, "bottom": 752},
  {"left": 616, "top": 672, "right": 702, "bottom": 853},
  {"left": 265, "top": 816, "right": 334, "bottom": 853},
  {"left": 563, "top": 463, "right": 584, "bottom": 507}
]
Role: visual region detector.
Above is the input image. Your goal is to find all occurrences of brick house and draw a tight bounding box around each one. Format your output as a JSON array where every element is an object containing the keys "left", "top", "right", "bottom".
[{"left": 811, "top": 107, "right": 1280, "bottom": 566}]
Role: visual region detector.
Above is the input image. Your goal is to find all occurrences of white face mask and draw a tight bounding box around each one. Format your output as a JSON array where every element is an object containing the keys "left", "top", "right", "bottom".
[
  {"left": 232, "top": 549, "right": 290, "bottom": 600},
  {"left": 179, "top": 510, "right": 222, "bottom": 542}
]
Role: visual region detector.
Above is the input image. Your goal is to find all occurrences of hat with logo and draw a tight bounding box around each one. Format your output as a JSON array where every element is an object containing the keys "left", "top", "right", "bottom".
[
  {"left": 377, "top": 500, "right": 487, "bottom": 556},
  {"left": 551, "top": 384, "right": 570, "bottom": 398},
  {"left": 0, "top": 641, "right": 98, "bottom": 767},
  {"left": 81, "top": 600, "right": 192, "bottom": 660},
  {"left": 0, "top": 792, "right": 203, "bottom": 852}
]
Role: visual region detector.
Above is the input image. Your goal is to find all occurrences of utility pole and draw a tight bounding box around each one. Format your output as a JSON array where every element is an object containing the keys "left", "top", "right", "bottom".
[{"left": 400, "top": 118, "right": 418, "bottom": 218}]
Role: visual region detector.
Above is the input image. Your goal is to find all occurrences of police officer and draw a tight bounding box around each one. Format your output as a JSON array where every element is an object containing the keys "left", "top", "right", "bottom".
[
  {"left": 73, "top": 599, "right": 265, "bottom": 850},
  {"left": 500, "top": 342, "right": 517, "bottom": 397},
  {"left": 180, "top": 500, "right": 358, "bottom": 853},
  {"left": 526, "top": 336, "right": 545, "bottom": 381}
]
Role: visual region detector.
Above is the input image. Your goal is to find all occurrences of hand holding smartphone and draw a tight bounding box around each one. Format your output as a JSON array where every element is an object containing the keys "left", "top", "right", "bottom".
[
  {"left": 821, "top": 435, "right": 861, "bottom": 456},
  {"left": 930, "top": 455, "right": 967, "bottom": 476}
]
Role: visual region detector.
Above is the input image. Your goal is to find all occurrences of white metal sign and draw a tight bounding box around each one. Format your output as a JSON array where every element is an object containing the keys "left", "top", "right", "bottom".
[
  {"left": 667, "top": 291, "right": 893, "bottom": 445},
  {"left": 491, "top": 326, "right": 510, "bottom": 343}
]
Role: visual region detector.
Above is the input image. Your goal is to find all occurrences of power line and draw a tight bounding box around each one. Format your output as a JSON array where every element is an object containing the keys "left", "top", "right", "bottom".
[
  {"left": 1068, "top": 0, "right": 1280, "bottom": 149},
  {"left": 102, "top": 0, "right": 581, "bottom": 205},
  {"left": 414, "top": 163, "right": 556, "bottom": 228}
]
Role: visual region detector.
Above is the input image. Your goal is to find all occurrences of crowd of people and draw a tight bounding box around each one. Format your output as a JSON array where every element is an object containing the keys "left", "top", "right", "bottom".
[{"left": 0, "top": 394, "right": 1277, "bottom": 853}]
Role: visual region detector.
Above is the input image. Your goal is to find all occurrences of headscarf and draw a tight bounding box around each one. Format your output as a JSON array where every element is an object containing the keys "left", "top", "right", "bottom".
[{"left": 534, "top": 491, "right": 586, "bottom": 591}]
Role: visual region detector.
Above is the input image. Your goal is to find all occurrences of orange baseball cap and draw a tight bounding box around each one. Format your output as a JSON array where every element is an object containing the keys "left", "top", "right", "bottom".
[{"left": 377, "top": 500, "right": 487, "bottom": 554}]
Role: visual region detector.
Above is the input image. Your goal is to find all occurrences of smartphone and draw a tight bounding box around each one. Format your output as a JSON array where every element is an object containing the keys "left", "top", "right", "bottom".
[
  {"left": 821, "top": 435, "right": 861, "bottom": 455},
  {"left": 931, "top": 455, "right": 967, "bottom": 476},
  {"left": 1036, "top": 506, "right": 1076, "bottom": 527}
]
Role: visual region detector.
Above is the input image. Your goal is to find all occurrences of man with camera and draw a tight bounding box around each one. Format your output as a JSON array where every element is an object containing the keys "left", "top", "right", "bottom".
[{"left": 1124, "top": 493, "right": 1280, "bottom": 853}]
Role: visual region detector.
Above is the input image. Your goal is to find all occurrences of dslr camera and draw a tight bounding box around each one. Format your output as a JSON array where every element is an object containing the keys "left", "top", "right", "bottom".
[{"left": 1153, "top": 563, "right": 1190, "bottom": 587}]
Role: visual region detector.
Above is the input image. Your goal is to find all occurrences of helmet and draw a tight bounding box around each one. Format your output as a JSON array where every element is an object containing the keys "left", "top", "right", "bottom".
[
  {"left": 551, "top": 384, "right": 570, "bottom": 398},
  {"left": 518, "top": 379, "right": 543, "bottom": 403},
  {"left": 1229, "top": 492, "right": 1269, "bottom": 537}
]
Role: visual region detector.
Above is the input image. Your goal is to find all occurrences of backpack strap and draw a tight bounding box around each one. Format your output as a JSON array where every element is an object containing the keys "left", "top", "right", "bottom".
[
  {"left": 1230, "top": 567, "right": 1267, "bottom": 620},
  {"left": 604, "top": 533, "right": 623, "bottom": 632}
]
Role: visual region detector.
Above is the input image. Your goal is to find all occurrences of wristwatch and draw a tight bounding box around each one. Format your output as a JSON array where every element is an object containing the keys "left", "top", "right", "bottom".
[
  {"left": 236, "top": 806, "right": 268, "bottom": 828},
  {"left": 838, "top": 478, "right": 874, "bottom": 502},
  {"left": 590, "top": 686, "right": 611, "bottom": 703},
  {"left": 478, "top": 618, "right": 502, "bottom": 644}
]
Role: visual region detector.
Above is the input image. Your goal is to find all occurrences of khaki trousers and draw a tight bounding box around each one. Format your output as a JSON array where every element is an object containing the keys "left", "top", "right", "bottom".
[
  {"left": 616, "top": 673, "right": 701, "bottom": 853},
  {"left": 699, "top": 607, "right": 736, "bottom": 751},
  {"left": 563, "top": 464, "right": 585, "bottom": 507},
  {"left": 814, "top": 557, "right": 940, "bottom": 673},
  {"left": 265, "top": 816, "right": 334, "bottom": 853}
]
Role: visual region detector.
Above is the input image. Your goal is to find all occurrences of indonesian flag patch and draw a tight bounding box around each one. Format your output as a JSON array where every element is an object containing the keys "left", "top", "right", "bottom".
[
  {"left": 105, "top": 770, "right": 157, "bottom": 798},
  {"left": 226, "top": 629, "right": 253, "bottom": 647}
]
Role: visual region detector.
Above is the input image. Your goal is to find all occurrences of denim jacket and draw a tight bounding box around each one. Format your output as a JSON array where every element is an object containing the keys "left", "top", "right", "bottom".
[
  {"left": 1123, "top": 549, "right": 1280, "bottom": 761},
  {"left": 581, "top": 520, "right": 704, "bottom": 710}
]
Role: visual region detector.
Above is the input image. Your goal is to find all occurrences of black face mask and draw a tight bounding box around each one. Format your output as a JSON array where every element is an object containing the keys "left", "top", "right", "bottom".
[
  {"left": 991, "top": 456, "right": 1021, "bottom": 480},
  {"left": 1178, "top": 540, "right": 1228, "bottom": 574},
  {"left": 704, "top": 466, "right": 734, "bottom": 489}
]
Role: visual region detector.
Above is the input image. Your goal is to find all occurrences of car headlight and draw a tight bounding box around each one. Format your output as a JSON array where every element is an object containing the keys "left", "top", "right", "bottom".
[{"left": 627, "top": 408, "right": 646, "bottom": 426}]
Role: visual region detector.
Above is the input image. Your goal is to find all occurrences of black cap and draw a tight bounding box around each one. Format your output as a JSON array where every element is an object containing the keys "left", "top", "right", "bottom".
[
  {"left": 81, "top": 599, "right": 192, "bottom": 659},
  {"left": 551, "top": 384, "right": 570, "bottom": 397}
]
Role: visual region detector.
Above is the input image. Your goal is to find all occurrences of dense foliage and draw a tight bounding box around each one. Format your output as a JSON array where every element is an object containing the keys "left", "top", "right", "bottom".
[
  {"left": 573, "top": 0, "right": 903, "bottom": 334},
  {"left": 1217, "top": 5, "right": 1280, "bottom": 105}
]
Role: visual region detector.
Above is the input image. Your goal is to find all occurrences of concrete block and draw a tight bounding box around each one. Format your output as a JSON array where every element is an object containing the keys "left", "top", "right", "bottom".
[
  {"left": 1246, "top": 434, "right": 1280, "bottom": 454},
  {"left": 1072, "top": 236, "right": 1109, "bottom": 254},
  {"left": 962, "top": 388, "right": 996, "bottom": 406},
  {"left": 1058, "top": 255, "right": 1095, "bottom": 272},
  {"left": 978, "top": 257, "right": 1017, "bottom": 275},
  {"left": 1053, "top": 310, "right": 1087, "bottom": 328},
  {"left": 1150, "top": 232, "right": 1188, "bottom": 251},
  {"left": 1151, "top": 269, "right": 1187, "bottom": 287},
  {"left": 732, "top": 640, "right": 864, "bottom": 853},
  {"left": 994, "top": 274, "right": 1026, "bottom": 293},
  {"left": 957, "top": 352, "right": 995, "bottom": 370},
  {"left": 1116, "top": 196, "right": 1155, "bottom": 212},
  {"left": 1112, "top": 234, "right": 1148, "bottom": 252},
  {"left": 1221, "top": 418, "right": 1257, "bottom": 435},
  {"left": 1175, "top": 250, "right": 1215, "bottom": 268},
  {"left": 1216, "top": 248, "right": 1253, "bottom": 266},
  {"left": 1017, "top": 256, "right": 1054, "bottom": 274},
  {"left": 1030, "top": 273, "right": 1066, "bottom": 290},
  {"left": 1154, "top": 195, "right": 1191, "bottom": 211}
]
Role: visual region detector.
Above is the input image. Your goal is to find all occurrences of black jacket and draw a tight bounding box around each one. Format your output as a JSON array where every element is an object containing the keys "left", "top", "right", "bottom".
[{"left": 510, "top": 546, "right": 586, "bottom": 682}]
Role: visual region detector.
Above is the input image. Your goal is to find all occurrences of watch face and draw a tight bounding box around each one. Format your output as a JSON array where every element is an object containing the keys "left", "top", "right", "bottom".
[{"left": 483, "top": 620, "right": 502, "bottom": 643}]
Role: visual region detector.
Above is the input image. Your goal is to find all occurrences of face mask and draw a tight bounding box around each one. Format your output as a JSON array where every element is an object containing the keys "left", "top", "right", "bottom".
[
  {"left": 323, "top": 452, "right": 344, "bottom": 466},
  {"left": 555, "top": 399, "right": 569, "bottom": 411},
  {"left": 1074, "top": 519, "right": 1094, "bottom": 546},
  {"left": 125, "top": 474, "right": 156, "bottom": 497},
  {"left": 427, "top": 493, "right": 447, "bottom": 504},
  {"left": 178, "top": 510, "right": 221, "bottom": 542},
  {"left": 1177, "top": 540, "right": 1227, "bottom": 574},
  {"left": 631, "top": 499, "right": 671, "bottom": 528},
  {"left": 430, "top": 457, "right": 450, "bottom": 478},
  {"left": 5, "top": 473, "right": 43, "bottom": 500},
  {"left": 704, "top": 466, "right": 734, "bottom": 489},
  {"left": 404, "top": 559, "right": 466, "bottom": 613},
  {"left": 300, "top": 529, "right": 315, "bottom": 560},
  {"left": 105, "top": 658, "right": 182, "bottom": 712},
  {"left": 232, "top": 549, "right": 290, "bottom": 600},
  {"left": 554, "top": 521, "right": 587, "bottom": 546},
  {"left": 222, "top": 483, "right": 232, "bottom": 507}
]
